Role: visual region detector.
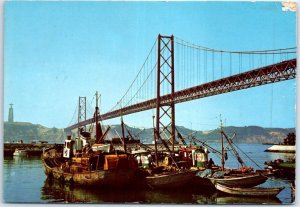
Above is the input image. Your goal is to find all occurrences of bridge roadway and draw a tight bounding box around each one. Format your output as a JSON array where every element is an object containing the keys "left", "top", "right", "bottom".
[{"left": 65, "top": 59, "right": 296, "bottom": 131}]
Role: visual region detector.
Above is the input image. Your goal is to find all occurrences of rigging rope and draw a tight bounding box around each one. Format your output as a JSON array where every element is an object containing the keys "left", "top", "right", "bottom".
[{"left": 232, "top": 142, "right": 263, "bottom": 170}]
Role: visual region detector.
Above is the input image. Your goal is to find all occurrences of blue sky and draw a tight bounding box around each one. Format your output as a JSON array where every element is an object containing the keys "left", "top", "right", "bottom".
[{"left": 4, "top": 1, "right": 296, "bottom": 130}]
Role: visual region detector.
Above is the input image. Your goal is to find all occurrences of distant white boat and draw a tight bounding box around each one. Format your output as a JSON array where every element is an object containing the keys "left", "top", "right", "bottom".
[{"left": 13, "top": 148, "right": 28, "bottom": 157}]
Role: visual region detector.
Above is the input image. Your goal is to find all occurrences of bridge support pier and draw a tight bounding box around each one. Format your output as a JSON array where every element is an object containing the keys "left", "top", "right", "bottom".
[
  {"left": 78, "top": 96, "right": 86, "bottom": 132},
  {"left": 155, "top": 34, "right": 176, "bottom": 152}
]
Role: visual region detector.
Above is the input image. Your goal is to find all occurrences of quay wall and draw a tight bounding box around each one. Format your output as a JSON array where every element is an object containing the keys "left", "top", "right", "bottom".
[
  {"left": 4, "top": 143, "right": 187, "bottom": 156},
  {"left": 265, "top": 145, "right": 295, "bottom": 153},
  {"left": 4, "top": 143, "right": 64, "bottom": 156}
]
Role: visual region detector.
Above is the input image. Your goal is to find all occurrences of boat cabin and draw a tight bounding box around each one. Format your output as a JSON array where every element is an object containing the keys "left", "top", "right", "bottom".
[
  {"left": 193, "top": 146, "right": 208, "bottom": 168},
  {"left": 131, "top": 149, "right": 152, "bottom": 168},
  {"left": 63, "top": 136, "right": 75, "bottom": 158}
]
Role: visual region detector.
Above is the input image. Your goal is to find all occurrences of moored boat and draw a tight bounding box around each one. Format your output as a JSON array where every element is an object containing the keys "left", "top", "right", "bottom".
[
  {"left": 13, "top": 148, "right": 28, "bottom": 157},
  {"left": 215, "top": 183, "right": 284, "bottom": 197},
  {"left": 144, "top": 116, "right": 198, "bottom": 189},
  {"left": 208, "top": 172, "right": 268, "bottom": 188},
  {"left": 264, "top": 158, "right": 295, "bottom": 179},
  {"left": 195, "top": 116, "right": 269, "bottom": 189},
  {"left": 42, "top": 148, "right": 137, "bottom": 187},
  {"left": 146, "top": 168, "right": 197, "bottom": 189},
  {"left": 42, "top": 92, "right": 139, "bottom": 188},
  {"left": 196, "top": 168, "right": 268, "bottom": 190}
]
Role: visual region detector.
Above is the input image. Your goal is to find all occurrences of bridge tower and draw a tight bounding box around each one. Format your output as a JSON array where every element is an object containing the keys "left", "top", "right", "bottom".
[
  {"left": 78, "top": 97, "right": 86, "bottom": 131},
  {"left": 8, "top": 104, "right": 14, "bottom": 123},
  {"left": 155, "top": 34, "right": 176, "bottom": 151}
]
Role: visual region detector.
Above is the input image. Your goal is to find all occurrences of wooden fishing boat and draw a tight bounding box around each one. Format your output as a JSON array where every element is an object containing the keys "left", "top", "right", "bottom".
[
  {"left": 215, "top": 183, "right": 284, "bottom": 197},
  {"left": 146, "top": 168, "right": 197, "bottom": 189},
  {"left": 144, "top": 115, "right": 198, "bottom": 189},
  {"left": 42, "top": 92, "right": 138, "bottom": 188},
  {"left": 42, "top": 148, "right": 137, "bottom": 187},
  {"left": 203, "top": 116, "right": 268, "bottom": 188}
]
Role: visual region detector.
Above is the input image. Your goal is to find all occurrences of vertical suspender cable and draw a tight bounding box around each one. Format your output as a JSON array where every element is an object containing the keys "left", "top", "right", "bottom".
[
  {"left": 205, "top": 49, "right": 207, "bottom": 83},
  {"left": 230, "top": 53, "right": 232, "bottom": 76},
  {"left": 221, "top": 52, "right": 223, "bottom": 78},
  {"left": 241, "top": 53, "right": 243, "bottom": 72},
  {"left": 198, "top": 49, "right": 201, "bottom": 84},
  {"left": 212, "top": 51, "right": 215, "bottom": 80},
  {"left": 193, "top": 46, "right": 195, "bottom": 86}
]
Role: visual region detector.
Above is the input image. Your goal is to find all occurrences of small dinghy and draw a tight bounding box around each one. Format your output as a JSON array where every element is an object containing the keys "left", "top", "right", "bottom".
[{"left": 215, "top": 183, "right": 284, "bottom": 197}]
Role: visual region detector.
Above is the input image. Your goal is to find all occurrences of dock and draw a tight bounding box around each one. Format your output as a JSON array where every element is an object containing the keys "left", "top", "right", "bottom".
[
  {"left": 4, "top": 143, "right": 187, "bottom": 156},
  {"left": 4, "top": 143, "right": 64, "bottom": 156}
]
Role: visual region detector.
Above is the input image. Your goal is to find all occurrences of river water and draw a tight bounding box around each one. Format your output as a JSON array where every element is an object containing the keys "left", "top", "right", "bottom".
[{"left": 3, "top": 143, "right": 295, "bottom": 204}]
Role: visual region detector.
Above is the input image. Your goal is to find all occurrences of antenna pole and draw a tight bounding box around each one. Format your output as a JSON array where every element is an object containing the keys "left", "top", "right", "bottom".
[{"left": 120, "top": 102, "right": 126, "bottom": 153}]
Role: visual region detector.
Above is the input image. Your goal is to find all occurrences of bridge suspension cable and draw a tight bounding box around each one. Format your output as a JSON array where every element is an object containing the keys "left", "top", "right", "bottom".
[
  {"left": 65, "top": 34, "right": 296, "bottom": 131},
  {"left": 175, "top": 36, "right": 296, "bottom": 54},
  {"left": 67, "top": 104, "right": 79, "bottom": 127},
  {"left": 174, "top": 36, "right": 296, "bottom": 91},
  {"left": 109, "top": 38, "right": 158, "bottom": 112}
]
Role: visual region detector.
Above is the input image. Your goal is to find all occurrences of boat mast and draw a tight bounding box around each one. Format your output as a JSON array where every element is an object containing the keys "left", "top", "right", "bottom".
[
  {"left": 153, "top": 114, "right": 158, "bottom": 166},
  {"left": 121, "top": 116, "right": 127, "bottom": 153},
  {"left": 95, "top": 91, "right": 103, "bottom": 143},
  {"left": 220, "top": 114, "right": 225, "bottom": 171}
]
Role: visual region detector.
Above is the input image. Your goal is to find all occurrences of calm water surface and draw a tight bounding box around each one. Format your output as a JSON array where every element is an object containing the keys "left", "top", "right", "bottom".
[{"left": 3, "top": 143, "right": 295, "bottom": 204}]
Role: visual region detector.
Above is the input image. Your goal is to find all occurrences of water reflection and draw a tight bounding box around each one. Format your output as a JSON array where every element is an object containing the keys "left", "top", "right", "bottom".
[
  {"left": 41, "top": 179, "right": 197, "bottom": 203},
  {"left": 3, "top": 144, "right": 295, "bottom": 204},
  {"left": 193, "top": 193, "right": 281, "bottom": 204},
  {"left": 5, "top": 155, "right": 41, "bottom": 164},
  {"left": 41, "top": 179, "right": 283, "bottom": 204}
]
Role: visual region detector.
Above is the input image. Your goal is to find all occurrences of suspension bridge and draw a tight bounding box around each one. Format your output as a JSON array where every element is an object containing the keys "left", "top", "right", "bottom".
[{"left": 65, "top": 34, "right": 296, "bottom": 146}]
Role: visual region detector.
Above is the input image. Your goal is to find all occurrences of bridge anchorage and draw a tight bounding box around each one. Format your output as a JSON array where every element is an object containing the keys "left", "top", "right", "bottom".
[{"left": 65, "top": 34, "right": 297, "bottom": 145}]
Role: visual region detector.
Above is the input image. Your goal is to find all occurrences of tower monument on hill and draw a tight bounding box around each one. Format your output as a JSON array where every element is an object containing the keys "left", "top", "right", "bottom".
[{"left": 8, "top": 104, "right": 14, "bottom": 123}]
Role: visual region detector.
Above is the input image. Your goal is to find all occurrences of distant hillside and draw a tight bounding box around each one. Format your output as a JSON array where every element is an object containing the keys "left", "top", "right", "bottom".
[
  {"left": 132, "top": 126, "right": 295, "bottom": 143},
  {"left": 100, "top": 125, "right": 295, "bottom": 144},
  {"left": 4, "top": 122, "right": 65, "bottom": 143},
  {"left": 3, "top": 121, "right": 295, "bottom": 144},
  {"left": 195, "top": 126, "right": 295, "bottom": 144}
]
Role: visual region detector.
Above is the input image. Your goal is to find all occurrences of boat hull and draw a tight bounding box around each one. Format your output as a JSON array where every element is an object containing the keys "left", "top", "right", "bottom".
[
  {"left": 215, "top": 183, "right": 284, "bottom": 197},
  {"left": 42, "top": 158, "right": 136, "bottom": 188},
  {"left": 209, "top": 174, "right": 268, "bottom": 188},
  {"left": 146, "top": 170, "right": 197, "bottom": 189}
]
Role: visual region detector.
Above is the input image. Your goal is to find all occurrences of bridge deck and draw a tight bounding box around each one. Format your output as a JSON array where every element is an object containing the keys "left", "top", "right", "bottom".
[{"left": 65, "top": 58, "right": 296, "bottom": 131}]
